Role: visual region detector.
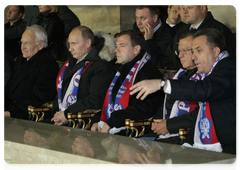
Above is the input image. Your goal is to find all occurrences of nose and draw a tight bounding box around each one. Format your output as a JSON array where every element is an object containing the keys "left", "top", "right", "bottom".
[
  {"left": 115, "top": 46, "right": 119, "bottom": 53},
  {"left": 21, "top": 43, "right": 26, "bottom": 50},
  {"left": 136, "top": 19, "right": 141, "bottom": 26},
  {"left": 183, "top": 8, "right": 188, "bottom": 14},
  {"left": 178, "top": 52, "right": 184, "bottom": 58},
  {"left": 69, "top": 45, "right": 73, "bottom": 52},
  {"left": 192, "top": 52, "right": 197, "bottom": 61}
]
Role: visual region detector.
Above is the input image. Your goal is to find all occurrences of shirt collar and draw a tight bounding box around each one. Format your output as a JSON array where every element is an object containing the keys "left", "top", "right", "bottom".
[
  {"left": 166, "top": 18, "right": 176, "bottom": 27},
  {"left": 153, "top": 19, "right": 162, "bottom": 33},
  {"left": 189, "top": 20, "right": 203, "bottom": 30},
  {"left": 76, "top": 53, "right": 89, "bottom": 64}
]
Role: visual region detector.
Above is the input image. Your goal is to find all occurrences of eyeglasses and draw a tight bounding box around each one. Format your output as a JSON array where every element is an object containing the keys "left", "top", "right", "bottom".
[
  {"left": 175, "top": 49, "right": 193, "bottom": 56},
  {"left": 18, "top": 41, "right": 39, "bottom": 46}
]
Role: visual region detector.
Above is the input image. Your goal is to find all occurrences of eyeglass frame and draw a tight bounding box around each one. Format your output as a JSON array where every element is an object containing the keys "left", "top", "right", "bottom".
[
  {"left": 18, "top": 41, "right": 40, "bottom": 46},
  {"left": 175, "top": 48, "right": 193, "bottom": 56}
]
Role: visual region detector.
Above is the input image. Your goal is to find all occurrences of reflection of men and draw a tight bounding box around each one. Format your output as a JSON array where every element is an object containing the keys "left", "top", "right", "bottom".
[
  {"left": 134, "top": 6, "right": 175, "bottom": 66},
  {"left": 5, "top": 25, "right": 59, "bottom": 120},
  {"left": 50, "top": 26, "right": 115, "bottom": 125},
  {"left": 71, "top": 136, "right": 95, "bottom": 157},
  {"left": 164, "top": 5, "right": 236, "bottom": 68},
  {"left": 91, "top": 30, "right": 163, "bottom": 135},
  {"left": 131, "top": 28, "right": 236, "bottom": 154}
]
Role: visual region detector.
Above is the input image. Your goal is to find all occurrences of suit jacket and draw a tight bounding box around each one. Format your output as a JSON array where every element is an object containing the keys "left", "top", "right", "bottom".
[
  {"left": 133, "top": 19, "right": 175, "bottom": 67},
  {"left": 145, "top": 20, "right": 175, "bottom": 67},
  {"left": 5, "top": 48, "right": 59, "bottom": 119},
  {"left": 164, "top": 12, "right": 236, "bottom": 68},
  {"left": 167, "top": 57, "right": 236, "bottom": 154}
]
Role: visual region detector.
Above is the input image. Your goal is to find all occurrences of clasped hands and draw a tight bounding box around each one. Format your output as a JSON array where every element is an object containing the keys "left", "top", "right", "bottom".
[
  {"left": 91, "top": 122, "right": 110, "bottom": 133},
  {"left": 51, "top": 111, "right": 68, "bottom": 125},
  {"left": 151, "top": 119, "right": 169, "bottom": 135}
]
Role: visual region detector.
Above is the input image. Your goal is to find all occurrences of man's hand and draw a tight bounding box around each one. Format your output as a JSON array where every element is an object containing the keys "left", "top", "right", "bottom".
[
  {"left": 144, "top": 23, "right": 154, "bottom": 40},
  {"left": 91, "top": 123, "right": 99, "bottom": 132},
  {"left": 151, "top": 119, "right": 169, "bottom": 135},
  {"left": 4, "top": 111, "right": 10, "bottom": 117},
  {"left": 100, "top": 123, "right": 110, "bottom": 133},
  {"left": 51, "top": 111, "right": 68, "bottom": 126},
  {"left": 130, "top": 79, "right": 162, "bottom": 100}
]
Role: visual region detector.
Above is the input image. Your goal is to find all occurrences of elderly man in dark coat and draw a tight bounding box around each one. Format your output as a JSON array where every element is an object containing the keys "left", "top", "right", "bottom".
[{"left": 5, "top": 24, "right": 59, "bottom": 120}]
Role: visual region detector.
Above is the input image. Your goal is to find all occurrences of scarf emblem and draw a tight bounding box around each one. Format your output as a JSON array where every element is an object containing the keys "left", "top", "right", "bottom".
[
  {"left": 194, "top": 51, "right": 229, "bottom": 151},
  {"left": 56, "top": 60, "right": 93, "bottom": 111}
]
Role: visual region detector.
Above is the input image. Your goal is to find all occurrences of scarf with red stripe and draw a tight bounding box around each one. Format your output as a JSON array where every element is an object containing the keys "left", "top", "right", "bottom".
[
  {"left": 158, "top": 68, "right": 202, "bottom": 140},
  {"left": 164, "top": 68, "right": 202, "bottom": 119},
  {"left": 99, "top": 53, "right": 150, "bottom": 133},
  {"left": 193, "top": 51, "right": 229, "bottom": 152},
  {"left": 56, "top": 60, "right": 93, "bottom": 111}
]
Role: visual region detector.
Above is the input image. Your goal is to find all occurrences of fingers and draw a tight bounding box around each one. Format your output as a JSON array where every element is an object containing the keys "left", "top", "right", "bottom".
[
  {"left": 130, "top": 86, "right": 142, "bottom": 97},
  {"left": 140, "top": 92, "right": 149, "bottom": 100},
  {"left": 136, "top": 89, "right": 146, "bottom": 100},
  {"left": 98, "top": 125, "right": 102, "bottom": 132},
  {"left": 153, "top": 119, "right": 164, "bottom": 124}
]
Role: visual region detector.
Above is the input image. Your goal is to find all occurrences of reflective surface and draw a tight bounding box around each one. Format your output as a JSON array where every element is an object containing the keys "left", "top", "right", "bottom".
[{"left": 4, "top": 117, "right": 236, "bottom": 164}]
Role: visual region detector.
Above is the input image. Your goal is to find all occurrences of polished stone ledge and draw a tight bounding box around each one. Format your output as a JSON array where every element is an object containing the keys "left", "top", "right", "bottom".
[{"left": 5, "top": 141, "right": 113, "bottom": 164}]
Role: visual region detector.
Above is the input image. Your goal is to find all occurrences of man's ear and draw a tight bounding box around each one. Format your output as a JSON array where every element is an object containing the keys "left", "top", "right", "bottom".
[
  {"left": 200, "top": 5, "right": 207, "bottom": 14},
  {"left": 167, "top": 7, "right": 170, "bottom": 15},
  {"left": 153, "top": 14, "right": 158, "bottom": 22},
  {"left": 88, "top": 148, "right": 94, "bottom": 158},
  {"left": 38, "top": 41, "right": 45, "bottom": 50},
  {"left": 134, "top": 45, "right": 141, "bottom": 56},
  {"left": 86, "top": 39, "right": 92, "bottom": 48},
  {"left": 17, "top": 13, "right": 23, "bottom": 20},
  {"left": 213, "top": 47, "right": 221, "bottom": 59}
]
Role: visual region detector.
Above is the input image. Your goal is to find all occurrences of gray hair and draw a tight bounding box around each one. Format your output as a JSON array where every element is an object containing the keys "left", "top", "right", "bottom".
[{"left": 25, "top": 24, "right": 48, "bottom": 48}]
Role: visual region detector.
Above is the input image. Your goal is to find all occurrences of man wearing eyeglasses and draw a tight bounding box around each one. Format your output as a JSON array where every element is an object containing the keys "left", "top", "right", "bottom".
[
  {"left": 164, "top": 5, "right": 236, "bottom": 68},
  {"left": 4, "top": 24, "right": 59, "bottom": 120},
  {"left": 138, "top": 30, "right": 202, "bottom": 144}
]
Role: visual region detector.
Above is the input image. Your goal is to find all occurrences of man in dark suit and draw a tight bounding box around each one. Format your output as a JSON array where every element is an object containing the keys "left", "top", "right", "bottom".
[
  {"left": 134, "top": 6, "right": 175, "bottom": 66},
  {"left": 4, "top": 24, "right": 59, "bottom": 120},
  {"left": 164, "top": 5, "right": 236, "bottom": 68},
  {"left": 130, "top": 28, "right": 236, "bottom": 154},
  {"left": 90, "top": 30, "right": 164, "bottom": 135},
  {"left": 49, "top": 26, "right": 115, "bottom": 126}
]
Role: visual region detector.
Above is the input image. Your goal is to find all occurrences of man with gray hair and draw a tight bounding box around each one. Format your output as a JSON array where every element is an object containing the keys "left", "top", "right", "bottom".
[{"left": 5, "top": 24, "right": 59, "bottom": 120}]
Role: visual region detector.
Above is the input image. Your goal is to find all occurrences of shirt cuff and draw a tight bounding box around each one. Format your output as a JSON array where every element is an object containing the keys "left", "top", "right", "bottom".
[{"left": 164, "top": 80, "right": 171, "bottom": 94}]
